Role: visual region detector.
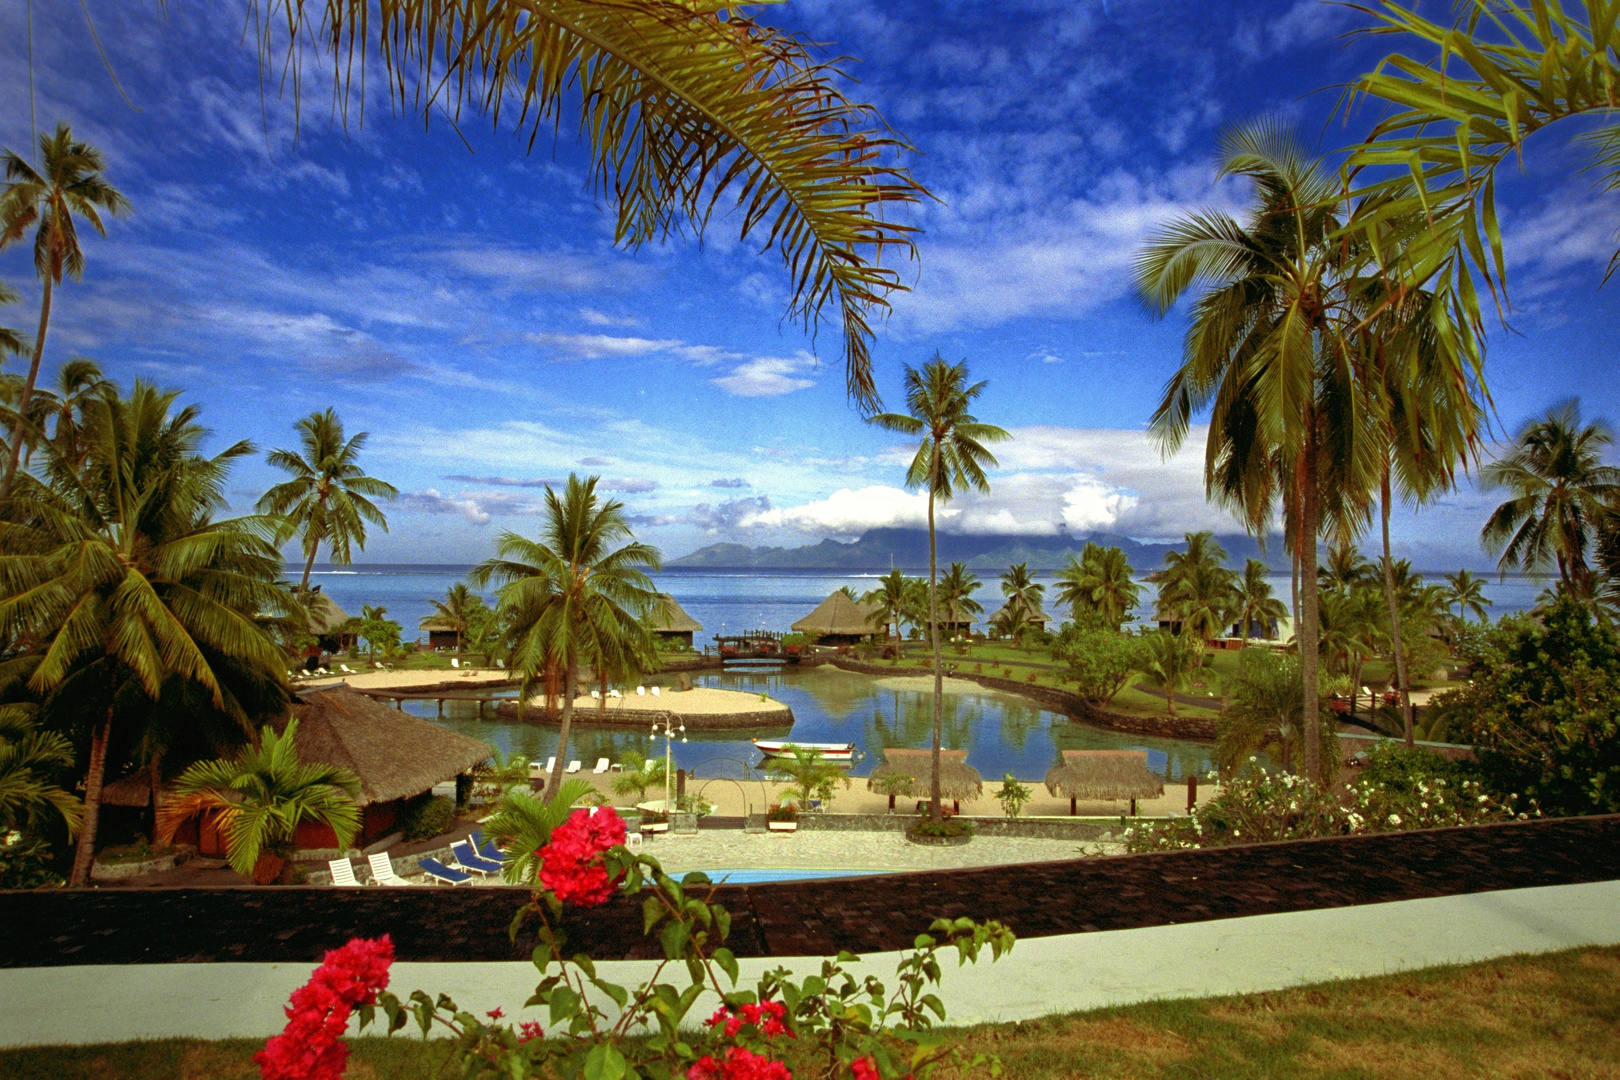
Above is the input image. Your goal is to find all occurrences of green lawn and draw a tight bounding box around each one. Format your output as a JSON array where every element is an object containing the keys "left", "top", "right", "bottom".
[{"left": 7, "top": 947, "right": 1615, "bottom": 1079}]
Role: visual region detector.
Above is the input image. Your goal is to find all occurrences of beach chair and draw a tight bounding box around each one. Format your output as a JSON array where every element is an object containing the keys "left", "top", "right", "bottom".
[
  {"left": 327, "top": 858, "right": 361, "bottom": 886},
  {"left": 650, "top": 686, "right": 661, "bottom": 697},
  {"left": 450, "top": 840, "right": 502, "bottom": 877},
  {"left": 470, "top": 830, "right": 503, "bottom": 861},
  {"left": 418, "top": 857, "right": 473, "bottom": 886},
  {"left": 367, "top": 852, "right": 411, "bottom": 887},
  {"left": 528, "top": 762, "right": 544, "bottom": 781},
  {"left": 636, "top": 686, "right": 646, "bottom": 696},
  {"left": 626, "top": 832, "right": 643, "bottom": 848},
  {"left": 451, "top": 658, "right": 460, "bottom": 669},
  {"left": 566, "top": 760, "right": 582, "bottom": 773},
  {"left": 593, "top": 758, "right": 611, "bottom": 774},
  {"left": 590, "top": 689, "right": 600, "bottom": 700},
  {"left": 608, "top": 688, "right": 622, "bottom": 699},
  {"left": 545, "top": 756, "right": 556, "bottom": 773},
  {"left": 495, "top": 659, "right": 505, "bottom": 669}
]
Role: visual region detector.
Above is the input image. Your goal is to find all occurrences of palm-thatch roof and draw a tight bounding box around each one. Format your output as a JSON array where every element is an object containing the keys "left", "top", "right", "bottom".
[
  {"left": 1044, "top": 750, "right": 1163, "bottom": 801},
  {"left": 100, "top": 772, "right": 165, "bottom": 808},
  {"left": 992, "top": 597, "right": 1052, "bottom": 627},
  {"left": 304, "top": 590, "right": 351, "bottom": 636},
  {"left": 418, "top": 617, "right": 460, "bottom": 632},
  {"left": 866, "top": 748, "right": 983, "bottom": 802},
  {"left": 270, "top": 686, "right": 494, "bottom": 805},
  {"left": 649, "top": 595, "right": 703, "bottom": 634},
  {"left": 792, "top": 591, "right": 882, "bottom": 637}
]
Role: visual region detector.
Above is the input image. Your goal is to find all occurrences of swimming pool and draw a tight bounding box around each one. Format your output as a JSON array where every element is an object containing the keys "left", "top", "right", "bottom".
[{"left": 692, "top": 867, "right": 892, "bottom": 884}]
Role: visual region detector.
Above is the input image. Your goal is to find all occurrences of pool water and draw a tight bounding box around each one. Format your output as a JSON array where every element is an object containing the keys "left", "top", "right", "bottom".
[{"left": 412, "top": 664, "right": 1216, "bottom": 783}]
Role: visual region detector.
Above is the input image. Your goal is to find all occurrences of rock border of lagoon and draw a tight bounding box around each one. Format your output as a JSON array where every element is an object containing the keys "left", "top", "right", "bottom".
[{"left": 493, "top": 686, "right": 794, "bottom": 731}]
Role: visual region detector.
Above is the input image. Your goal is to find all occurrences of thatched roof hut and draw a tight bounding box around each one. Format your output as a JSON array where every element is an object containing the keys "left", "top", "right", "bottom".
[
  {"left": 866, "top": 748, "right": 983, "bottom": 803},
  {"left": 649, "top": 595, "right": 703, "bottom": 645},
  {"left": 792, "top": 591, "right": 883, "bottom": 642},
  {"left": 273, "top": 686, "right": 493, "bottom": 806},
  {"left": 418, "top": 617, "right": 461, "bottom": 650},
  {"left": 1044, "top": 750, "right": 1163, "bottom": 813},
  {"left": 304, "top": 590, "right": 351, "bottom": 636}
]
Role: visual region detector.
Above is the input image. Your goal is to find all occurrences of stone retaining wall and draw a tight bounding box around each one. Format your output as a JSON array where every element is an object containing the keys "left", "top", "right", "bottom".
[{"left": 825, "top": 657, "right": 1219, "bottom": 741}]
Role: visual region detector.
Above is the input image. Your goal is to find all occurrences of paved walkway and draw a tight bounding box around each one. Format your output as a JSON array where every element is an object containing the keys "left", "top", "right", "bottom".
[{"left": 635, "top": 830, "right": 1122, "bottom": 875}]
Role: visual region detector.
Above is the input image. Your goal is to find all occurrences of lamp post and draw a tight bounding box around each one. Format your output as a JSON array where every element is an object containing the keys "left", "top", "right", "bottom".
[{"left": 649, "top": 713, "right": 686, "bottom": 812}]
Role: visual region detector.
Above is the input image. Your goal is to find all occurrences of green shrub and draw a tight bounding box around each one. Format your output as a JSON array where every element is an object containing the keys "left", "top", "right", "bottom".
[
  {"left": 400, "top": 794, "right": 454, "bottom": 841},
  {"left": 909, "top": 817, "right": 973, "bottom": 838},
  {"left": 994, "top": 774, "right": 1032, "bottom": 818},
  {"left": 0, "top": 832, "right": 64, "bottom": 889}
]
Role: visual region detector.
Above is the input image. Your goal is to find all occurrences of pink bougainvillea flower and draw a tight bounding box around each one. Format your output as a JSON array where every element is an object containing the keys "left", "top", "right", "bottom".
[
  {"left": 706, "top": 1000, "right": 791, "bottom": 1039},
  {"left": 688, "top": 1046, "right": 792, "bottom": 1080},
  {"left": 851, "top": 1058, "right": 880, "bottom": 1080},
  {"left": 518, "top": 1020, "right": 545, "bottom": 1043},
  {"left": 255, "top": 936, "right": 394, "bottom": 1080},
  {"left": 538, "top": 807, "right": 627, "bottom": 906}
]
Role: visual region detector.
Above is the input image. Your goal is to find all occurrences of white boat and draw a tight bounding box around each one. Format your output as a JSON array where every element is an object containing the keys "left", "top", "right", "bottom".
[{"left": 753, "top": 739, "right": 858, "bottom": 763}]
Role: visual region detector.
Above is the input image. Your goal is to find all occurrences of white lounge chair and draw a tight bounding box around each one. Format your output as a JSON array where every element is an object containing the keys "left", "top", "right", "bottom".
[
  {"left": 565, "top": 760, "right": 581, "bottom": 773},
  {"left": 593, "top": 758, "right": 610, "bottom": 774},
  {"left": 608, "top": 688, "right": 622, "bottom": 699},
  {"left": 650, "top": 686, "right": 661, "bottom": 697},
  {"left": 328, "top": 858, "right": 361, "bottom": 886},
  {"left": 590, "top": 689, "right": 601, "bottom": 699},
  {"left": 367, "top": 852, "right": 411, "bottom": 887},
  {"left": 636, "top": 686, "right": 646, "bottom": 696},
  {"left": 451, "top": 658, "right": 460, "bottom": 669},
  {"left": 545, "top": 756, "right": 557, "bottom": 772}
]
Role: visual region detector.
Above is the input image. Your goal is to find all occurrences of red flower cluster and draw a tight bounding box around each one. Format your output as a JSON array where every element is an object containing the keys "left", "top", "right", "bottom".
[
  {"left": 255, "top": 935, "right": 394, "bottom": 1080},
  {"left": 688, "top": 1046, "right": 792, "bottom": 1080},
  {"left": 518, "top": 1020, "right": 545, "bottom": 1043},
  {"left": 706, "top": 1000, "right": 791, "bottom": 1038},
  {"left": 538, "top": 807, "right": 627, "bottom": 906},
  {"left": 851, "top": 1058, "right": 880, "bottom": 1080}
]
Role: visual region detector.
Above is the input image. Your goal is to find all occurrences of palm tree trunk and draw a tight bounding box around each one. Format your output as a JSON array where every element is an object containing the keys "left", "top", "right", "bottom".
[
  {"left": 1, "top": 276, "right": 54, "bottom": 500},
  {"left": 1379, "top": 467, "right": 1415, "bottom": 747},
  {"left": 69, "top": 706, "right": 111, "bottom": 887},
  {"left": 147, "top": 752, "right": 164, "bottom": 846},
  {"left": 546, "top": 657, "right": 575, "bottom": 801},
  {"left": 927, "top": 473, "right": 943, "bottom": 825},
  {"left": 1299, "top": 446, "right": 1324, "bottom": 785},
  {"left": 299, "top": 541, "right": 319, "bottom": 591},
  {"left": 1291, "top": 551, "right": 1300, "bottom": 632}
]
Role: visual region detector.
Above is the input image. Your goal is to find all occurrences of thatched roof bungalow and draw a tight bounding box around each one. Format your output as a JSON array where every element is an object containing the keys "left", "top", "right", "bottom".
[
  {"left": 272, "top": 686, "right": 494, "bottom": 847},
  {"left": 419, "top": 617, "right": 461, "bottom": 651},
  {"left": 649, "top": 595, "right": 703, "bottom": 646},
  {"left": 302, "top": 588, "right": 356, "bottom": 653},
  {"left": 1044, "top": 749, "right": 1163, "bottom": 815},
  {"left": 791, "top": 591, "right": 883, "bottom": 644},
  {"left": 867, "top": 747, "right": 982, "bottom": 811}
]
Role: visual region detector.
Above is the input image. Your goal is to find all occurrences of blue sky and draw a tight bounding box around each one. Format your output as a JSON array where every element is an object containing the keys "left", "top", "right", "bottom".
[{"left": 2, "top": 0, "right": 1616, "bottom": 570}]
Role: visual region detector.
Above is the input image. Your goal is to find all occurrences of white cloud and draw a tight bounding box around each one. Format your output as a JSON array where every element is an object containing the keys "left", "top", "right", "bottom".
[
  {"left": 744, "top": 486, "right": 934, "bottom": 533},
  {"left": 400, "top": 489, "right": 492, "bottom": 525},
  {"left": 709, "top": 352, "right": 818, "bottom": 397},
  {"left": 525, "top": 332, "right": 684, "bottom": 359}
]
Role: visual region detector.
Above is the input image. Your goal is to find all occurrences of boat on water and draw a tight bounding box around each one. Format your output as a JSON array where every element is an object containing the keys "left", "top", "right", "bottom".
[{"left": 752, "top": 739, "right": 858, "bottom": 763}]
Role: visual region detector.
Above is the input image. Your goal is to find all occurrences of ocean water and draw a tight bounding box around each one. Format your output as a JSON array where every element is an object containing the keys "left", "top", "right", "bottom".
[{"left": 304, "top": 564, "right": 1546, "bottom": 647}]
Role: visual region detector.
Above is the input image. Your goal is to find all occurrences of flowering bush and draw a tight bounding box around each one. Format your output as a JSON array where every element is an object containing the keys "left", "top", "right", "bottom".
[
  {"left": 257, "top": 935, "right": 394, "bottom": 1080},
  {"left": 343, "top": 785, "right": 1013, "bottom": 1080},
  {"left": 1123, "top": 747, "right": 1528, "bottom": 853}
]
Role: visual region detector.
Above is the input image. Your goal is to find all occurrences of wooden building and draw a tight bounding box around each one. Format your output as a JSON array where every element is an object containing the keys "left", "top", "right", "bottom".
[
  {"left": 989, "top": 597, "right": 1052, "bottom": 632},
  {"left": 304, "top": 588, "right": 357, "bottom": 653},
  {"left": 419, "top": 617, "right": 462, "bottom": 651},
  {"left": 791, "top": 591, "right": 883, "bottom": 644},
  {"left": 648, "top": 595, "right": 703, "bottom": 647}
]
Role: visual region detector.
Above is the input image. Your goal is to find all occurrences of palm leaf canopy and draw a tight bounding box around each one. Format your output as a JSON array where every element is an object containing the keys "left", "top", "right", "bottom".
[{"left": 250, "top": 0, "right": 928, "bottom": 411}]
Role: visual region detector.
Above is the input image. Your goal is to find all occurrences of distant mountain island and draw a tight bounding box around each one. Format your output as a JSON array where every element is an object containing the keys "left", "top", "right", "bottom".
[{"left": 667, "top": 528, "right": 1285, "bottom": 572}]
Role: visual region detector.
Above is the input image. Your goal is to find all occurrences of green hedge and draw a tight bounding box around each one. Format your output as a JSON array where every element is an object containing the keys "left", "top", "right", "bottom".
[{"left": 400, "top": 794, "right": 455, "bottom": 841}]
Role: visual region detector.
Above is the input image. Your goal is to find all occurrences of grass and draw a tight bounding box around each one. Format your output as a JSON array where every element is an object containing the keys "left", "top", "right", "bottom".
[{"left": 7, "top": 948, "right": 1616, "bottom": 1079}]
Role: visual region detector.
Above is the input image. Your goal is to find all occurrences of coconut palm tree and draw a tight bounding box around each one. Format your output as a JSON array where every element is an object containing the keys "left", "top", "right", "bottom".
[
  {"left": 1082, "top": 544, "right": 1143, "bottom": 630},
  {"left": 1482, "top": 400, "right": 1620, "bottom": 596},
  {"left": 861, "top": 570, "right": 913, "bottom": 662},
  {"left": 0, "top": 704, "right": 81, "bottom": 839},
  {"left": 1319, "top": 543, "right": 1375, "bottom": 593},
  {"left": 1218, "top": 649, "right": 1306, "bottom": 774},
  {"left": 1132, "top": 631, "right": 1203, "bottom": 719},
  {"left": 222, "top": 2, "right": 927, "bottom": 413},
  {"left": 0, "top": 123, "right": 129, "bottom": 499},
  {"left": 1135, "top": 121, "right": 1378, "bottom": 783},
  {"left": 1440, "top": 569, "right": 1493, "bottom": 625},
  {"left": 0, "top": 282, "right": 27, "bottom": 360},
  {"left": 999, "top": 562, "right": 1045, "bottom": 621},
  {"left": 869, "top": 358, "right": 1008, "bottom": 823},
  {"left": 423, "top": 583, "right": 484, "bottom": 652},
  {"left": 159, "top": 718, "right": 360, "bottom": 884},
  {"left": 472, "top": 474, "right": 662, "bottom": 800},
  {"left": 1233, "top": 559, "right": 1288, "bottom": 640},
  {"left": 937, "top": 562, "right": 984, "bottom": 638},
  {"left": 0, "top": 381, "right": 293, "bottom": 885},
  {"left": 258, "top": 409, "right": 398, "bottom": 591}
]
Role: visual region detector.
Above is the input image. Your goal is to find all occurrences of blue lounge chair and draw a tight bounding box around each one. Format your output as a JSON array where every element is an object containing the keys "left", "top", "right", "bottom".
[
  {"left": 471, "top": 831, "right": 503, "bottom": 861},
  {"left": 451, "top": 840, "right": 502, "bottom": 877},
  {"left": 418, "top": 857, "right": 473, "bottom": 886}
]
